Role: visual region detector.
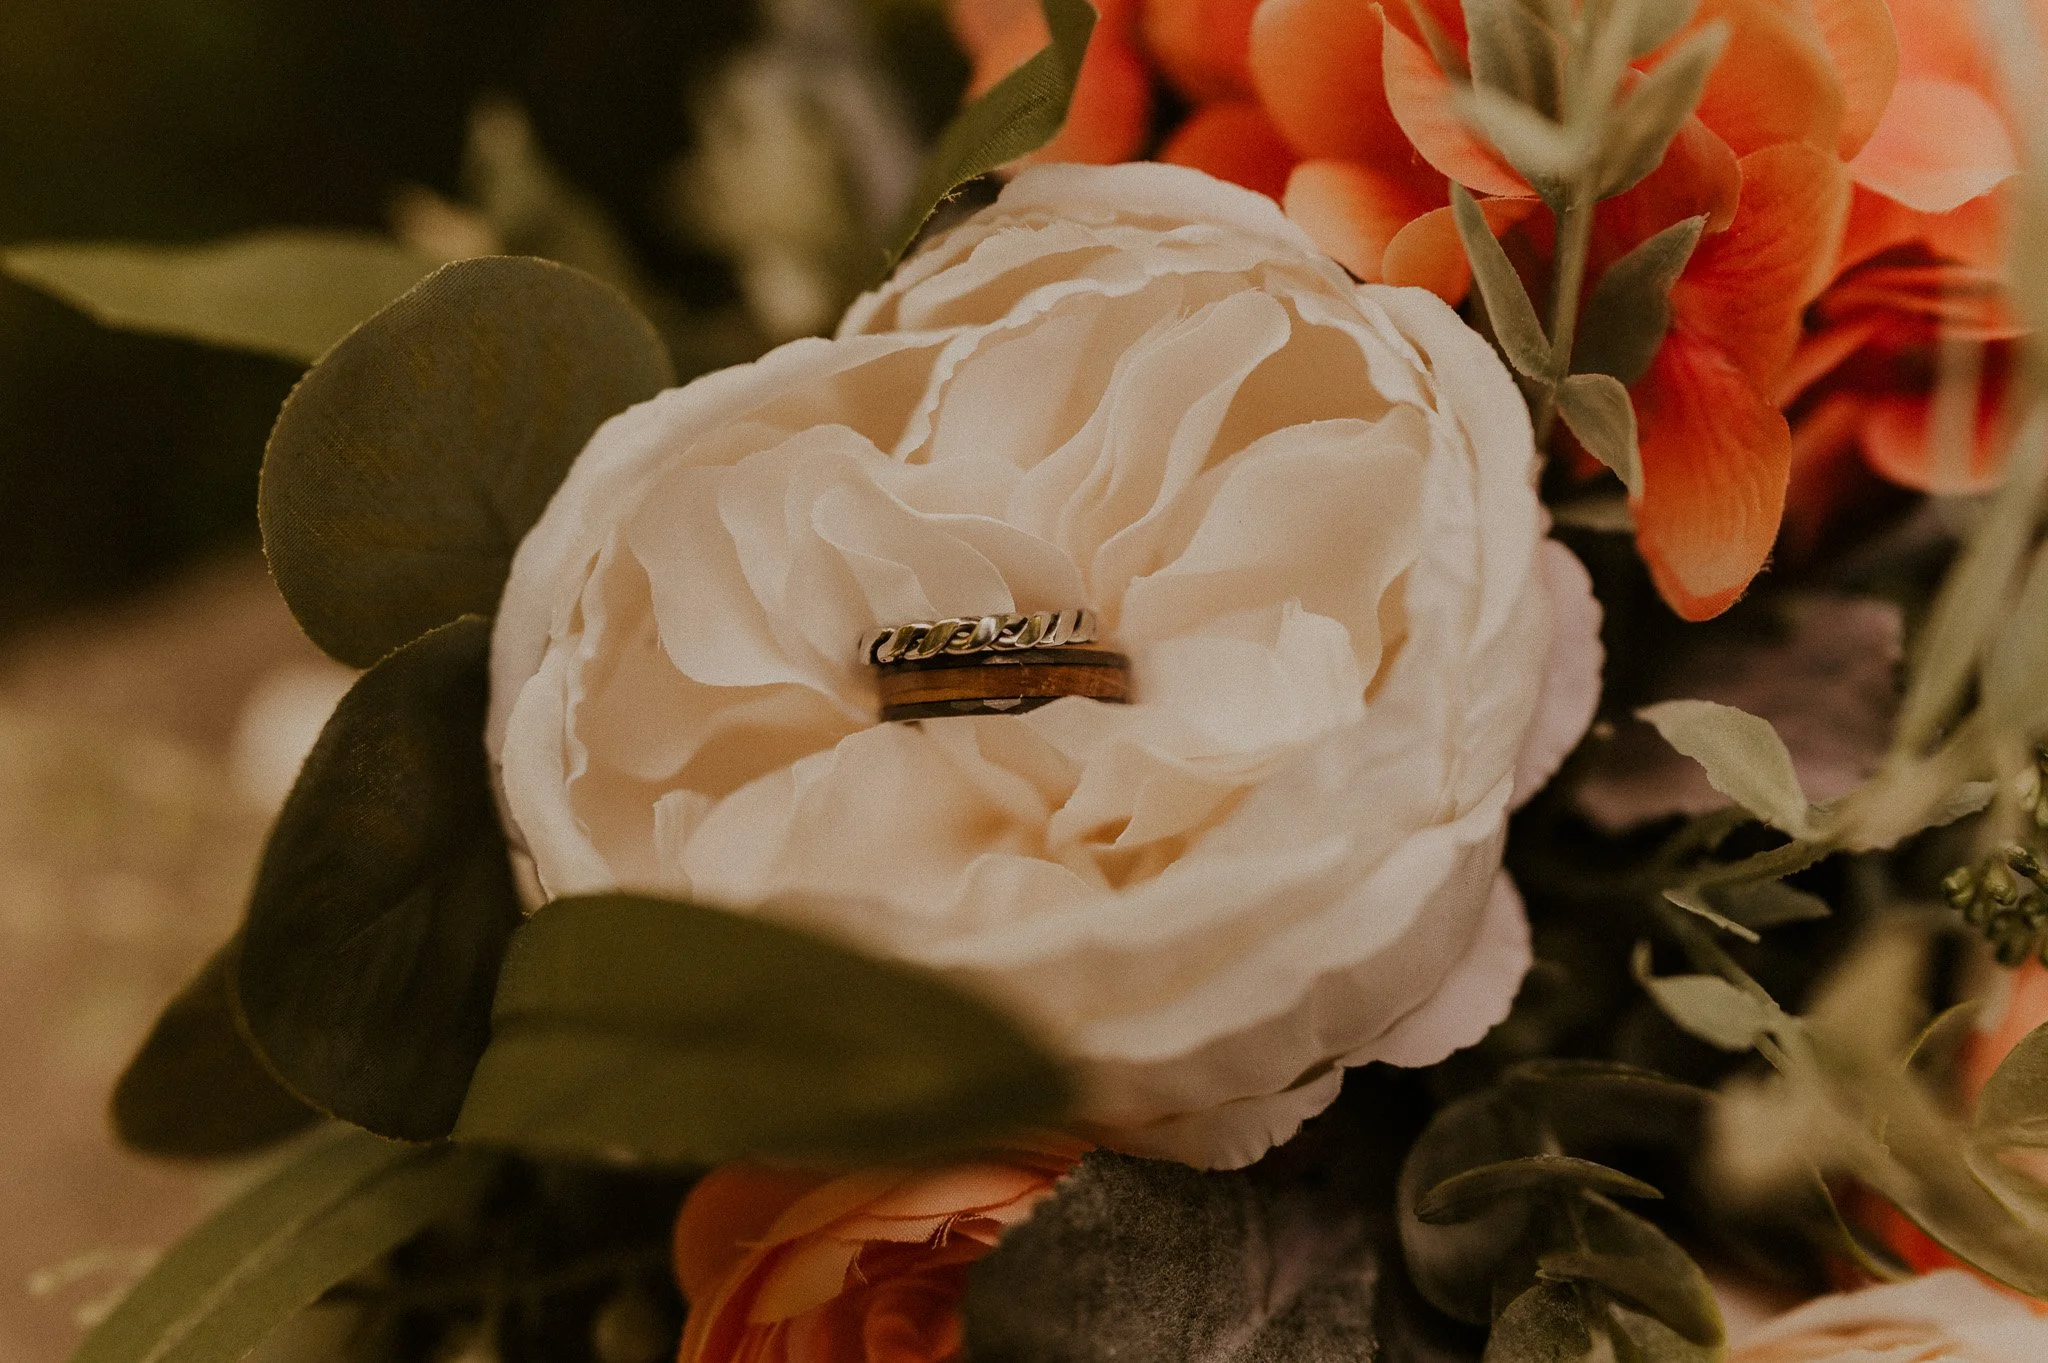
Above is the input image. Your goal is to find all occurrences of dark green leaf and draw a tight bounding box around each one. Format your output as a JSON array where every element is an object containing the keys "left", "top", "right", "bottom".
[
  {"left": 260, "top": 255, "right": 674, "bottom": 667},
  {"left": 1555, "top": 372, "right": 1643, "bottom": 498},
  {"left": 111, "top": 937, "right": 319, "bottom": 1160},
  {"left": 1417, "top": 1156, "right": 1661, "bottom": 1226},
  {"left": 454, "top": 893, "right": 1072, "bottom": 1166},
  {"left": 965, "top": 1152, "right": 1381, "bottom": 1363},
  {"left": 1484, "top": 1281, "right": 1598, "bottom": 1363},
  {"left": 1540, "top": 1240, "right": 1718, "bottom": 1347},
  {"left": 884, "top": 0, "right": 1096, "bottom": 268},
  {"left": 238, "top": 617, "right": 522, "bottom": 1141},
  {"left": 1594, "top": 23, "right": 1729, "bottom": 200},
  {"left": 1575, "top": 215, "right": 1705, "bottom": 384},
  {"left": 1465, "top": 0, "right": 1563, "bottom": 114},
  {"left": 2, "top": 231, "right": 436, "bottom": 365},
  {"left": 1452, "top": 184, "right": 1552, "bottom": 379},
  {"left": 72, "top": 1129, "right": 496, "bottom": 1363},
  {"left": 1705, "top": 879, "right": 1832, "bottom": 929}
]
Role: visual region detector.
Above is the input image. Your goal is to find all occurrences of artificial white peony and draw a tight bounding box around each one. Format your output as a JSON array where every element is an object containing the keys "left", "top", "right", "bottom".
[
  {"left": 1728, "top": 1272, "right": 2048, "bottom": 1362},
  {"left": 487, "top": 162, "right": 1601, "bottom": 1169}
]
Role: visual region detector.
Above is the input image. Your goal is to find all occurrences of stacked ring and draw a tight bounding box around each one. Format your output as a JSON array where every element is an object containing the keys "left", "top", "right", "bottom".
[{"left": 862, "top": 612, "right": 1131, "bottom": 721}]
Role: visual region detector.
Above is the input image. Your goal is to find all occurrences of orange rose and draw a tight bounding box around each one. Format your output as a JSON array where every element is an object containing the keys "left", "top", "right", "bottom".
[
  {"left": 673, "top": 1141, "right": 1086, "bottom": 1363},
  {"left": 1783, "top": 0, "right": 2041, "bottom": 551}
]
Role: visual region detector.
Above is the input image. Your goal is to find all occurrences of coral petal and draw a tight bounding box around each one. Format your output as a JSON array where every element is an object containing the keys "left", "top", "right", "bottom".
[
  {"left": 1592, "top": 114, "right": 1741, "bottom": 262},
  {"left": 674, "top": 1166, "right": 827, "bottom": 1300},
  {"left": 1249, "top": 0, "right": 1404, "bottom": 161},
  {"left": 1851, "top": 77, "right": 2019, "bottom": 213},
  {"left": 1162, "top": 100, "right": 1300, "bottom": 201},
  {"left": 1689, "top": 0, "right": 1847, "bottom": 155},
  {"left": 1812, "top": 0, "right": 1900, "bottom": 158},
  {"left": 1670, "top": 143, "right": 1852, "bottom": 389},
  {"left": 1143, "top": 0, "right": 1262, "bottom": 101},
  {"left": 1380, "top": 10, "right": 1531, "bottom": 197},
  {"left": 1632, "top": 331, "right": 1791, "bottom": 621},
  {"left": 1284, "top": 158, "right": 1447, "bottom": 280},
  {"left": 1381, "top": 197, "right": 1539, "bottom": 303},
  {"left": 949, "top": 0, "right": 1154, "bottom": 164}
]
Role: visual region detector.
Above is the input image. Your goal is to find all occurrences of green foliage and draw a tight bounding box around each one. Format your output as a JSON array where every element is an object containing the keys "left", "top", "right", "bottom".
[
  {"left": 110, "top": 937, "right": 319, "bottom": 1160},
  {"left": 1576, "top": 215, "right": 1706, "bottom": 384},
  {"left": 1555, "top": 371, "right": 1643, "bottom": 497},
  {"left": 1452, "top": 184, "right": 1551, "bottom": 380},
  {"left": 259, "top": 255, "right": 674, "bottom": 668},
  {"left": 454, "top": 893, "right": 1073, "bottom": 1166},
  {"left": 1634, "top": 945, "right": 1779, "bottom": 1052},
  {"left": 71, "top": 1129, "right": 497, "bottom": 1363},
  {"left": 965, "top": 1151, "right": 1380, "bottom": 1362},
  {"left": 238, "top": 616, "right": 522, "bottom": 1142},
  {"left": 1398, "top": 1062, "right": 1721, "bottom": 1354},
  {"left": 1, "top": 231, "right": 437, "bottom": 365},
  {"left": 1593, "top": 24, "right": 1728, "bottom": 200},
  {"left": 1465, "top": 0, "right": 1564, "bottom": 116},
  {"left": 1638, "top": 700, "right": 1813, "bottom": 836},
  {"left": 885, "top": 0, "right": 1096, "bottom": 268},
  {"left": 1984, "top": 541, "right": 2048, "bottom": 746},
  {"left": 1616, "top": 0, "right": 1703, "bottom": 58}
]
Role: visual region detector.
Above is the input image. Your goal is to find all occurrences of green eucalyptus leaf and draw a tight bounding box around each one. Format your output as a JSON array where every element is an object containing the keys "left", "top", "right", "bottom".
[
  {"left": 1575, "top": 215, "right": 1706, "bottom": 384},
  {"left": 72, "top": 1129, "right": 497, "bottom": 1363},
  {"left": 1638, "top": 699, "right": 1812, "bottom": 835},
  {"left": 1484, "top": 1281, "right": 1598, "bottom": 1363},
  {"left": 965, "top": 1151, "right": 1381, "bottom": 1363},
  {"left": 2, "top": 231, "right": 436, "bottom": 365},
  {"left": 111, "top": 937, "right": 320, "bottom": 1160},
  {"left": 454, "top": 893, "right": 1072, "bottom": 1166},
  {"left": 1540, "top": 1231, "right": 1719, "bottom": 1347},
  {"left": 1417, "top": 1155, "right": 1662, "bottom": 1226},
  {"left": 1633, "top": 945, "right": 1776, "bottom": 1052},
  {"left": 1464, "top": 0, "right": 1564, "bottom": 115},
  {"left": 1594, "top": 22, "right": 1729, "bottom": 201},
  {"left": 1977, "top": 1021, "right": 2048, "bottom": 1145},
  {"left": 1555, "top": 371, "right": 1644, "bottom": 497},
  {"left": 1451, "top": 184, "right": 1553, "bottom": 379},
  {"left": 1705, "top": 879, "right": 1832, "bottom": 929},
  {"left": 260, "top": 255, "right": 674, "bottom": 668},
  {"left": 1983, "top": 541, "right": 2048, "bottom": 745},
  {"left": 238, "top": 617, "right": 522, "bottom": 1142},
  {"left": 884, "top": 0, "right": 1095, "bottom": 268}
]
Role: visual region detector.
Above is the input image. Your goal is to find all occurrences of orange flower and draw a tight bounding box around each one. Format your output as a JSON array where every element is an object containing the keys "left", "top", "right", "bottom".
[
  {"left": 1783, "top": 0, "right": 2038, "bottom": 544},
  {"left": 673, "top": 1141, "right": 1086, "bottom": 1363},
  {"left": 946, "top": 0, "right": 1154, "bottom": 164}
]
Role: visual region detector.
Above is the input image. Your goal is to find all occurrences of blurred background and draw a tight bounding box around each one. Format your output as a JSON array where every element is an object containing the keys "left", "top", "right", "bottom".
[{"left": 0, "top": 2, "right": 963, "bottom": 1356}]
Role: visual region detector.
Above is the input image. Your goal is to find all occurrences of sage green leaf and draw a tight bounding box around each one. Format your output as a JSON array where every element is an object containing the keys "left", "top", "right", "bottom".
[
  {"left": 1458, "top": 87, "right": 1581, "bottom": 202},
  {"left": 1634, "top": 946, "right": 1776, "bottom": 1051},
  {"left": 965, "top": 1152, "right": 1382, "bottom": 1363},
  {"left": 260, "top": 255, "right": 674, "bottom": 668},
  {"left": 2, "top": 231, "right": 437, "bottom": 366},
  {"left": 1983, "top": 541, "right": 2048, "bottom": 745},
  {"left": 884, "top": 0, "right": 1095, "bottom": 268},
  {"left": 238, "top": 617, "right": 522, "bottom": 1142},
  {"left": 1618, "top": 0, "right": 1701, "bottom": 56},
  {"left": 454, "top": 893, "right": 1072, "bottom": 1166},
  {"left": 1977, "top": 1021, "right": 2048, "bottom": 1146},
  {"left": 1638, "top": 699, "right": 1812, "bottom": 834},
  {"left": 1555, "top": 371, "right": 1644, "bottom": 497},
  {"left": 72, "top": 1129, "right": 497, "bottom": 1363},
  {"left": 1485, "top": 1281, "right": 1598, "bottom": 1363},
  {"left": 1594, "top": 22, "right": 1729, "bottom": 201},
  {"left": 1417, "top": 1156, "right": 1661, "bottom": 1226},
  {"left": 1464, "top": 0, "right": 1563, "bottom": 115},
  {"left": 1451, "top": 184, "right": 1552, "bottom": 379},
  {"left": 1662, "top": 886, "right": 1762, "bottom": 942},
  {"left": 1705, "top": 879, "right": 1832, "bottom": 929},
  {"left": 1539, "top": 1244, "right": 1718, "bottom": 1347},
  {"left": 1575, "top": 215, "right": 1705, "bottom": 384},
  {"left": 111, "top": 937, "right": 319, "bottom": 1161}
]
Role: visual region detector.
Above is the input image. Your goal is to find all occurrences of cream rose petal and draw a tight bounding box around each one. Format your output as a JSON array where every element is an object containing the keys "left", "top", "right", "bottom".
[{"left": 490, "top": 162, "right": 1602, "bottom": 1169}]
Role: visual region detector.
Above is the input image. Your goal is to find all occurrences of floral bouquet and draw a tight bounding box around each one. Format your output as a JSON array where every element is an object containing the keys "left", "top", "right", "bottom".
[{"left": 17, "top": 0, "right": 2048, "bottom": 1358}]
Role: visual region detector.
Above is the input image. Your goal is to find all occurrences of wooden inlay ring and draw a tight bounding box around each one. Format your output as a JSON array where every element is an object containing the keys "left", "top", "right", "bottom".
[{"left": 874, "top": 647, "right": 1131, "bottom": 722}]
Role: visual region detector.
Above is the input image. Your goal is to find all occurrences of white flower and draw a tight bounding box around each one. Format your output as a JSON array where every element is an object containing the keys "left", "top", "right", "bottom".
[
  {"left": 1729, "top": 1272, "right": 2048, "bottom": 1362},
  {"left": 487, "top": 163, "right": 1601, "bottom": 1169}
]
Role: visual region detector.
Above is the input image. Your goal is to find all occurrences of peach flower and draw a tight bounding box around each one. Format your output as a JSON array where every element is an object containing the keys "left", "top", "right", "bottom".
[
  {"left": 672, "top": 1141, "right": 1084, "bottom": 1363},
  {"left": 1729, "top": 1271, "right": 2048, "bottom": 1361}
]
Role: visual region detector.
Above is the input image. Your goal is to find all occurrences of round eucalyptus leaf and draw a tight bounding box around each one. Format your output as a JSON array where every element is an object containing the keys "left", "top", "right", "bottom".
[
  {"left": 237, "top": 615, "right": 523, "bottom": 1141},
  {"left": 260, "top": 255, "right": 674, "bottom": 667}
]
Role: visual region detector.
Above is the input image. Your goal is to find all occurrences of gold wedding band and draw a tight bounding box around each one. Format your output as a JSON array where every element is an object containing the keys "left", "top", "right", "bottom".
[{"left": 862, "top": 611, "right": 1130, "bottom": 721}]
